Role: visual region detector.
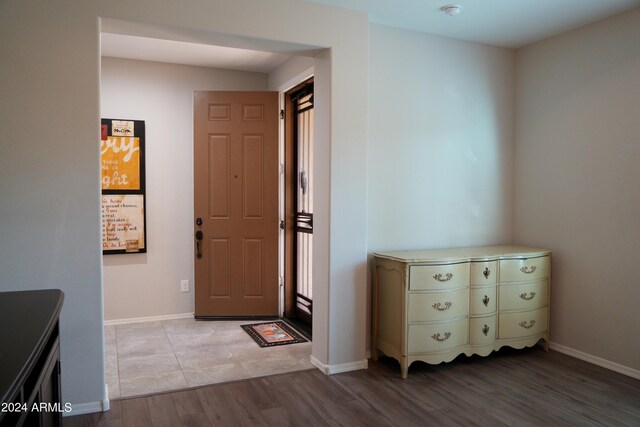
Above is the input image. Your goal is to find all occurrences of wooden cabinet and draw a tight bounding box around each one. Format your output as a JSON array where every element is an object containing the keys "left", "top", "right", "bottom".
[
  {"left": 372, "top": 245, "right": 550, "bottom": 378},
  {"left": 0, "top": 290, "right": 64, "bottom": 427}
]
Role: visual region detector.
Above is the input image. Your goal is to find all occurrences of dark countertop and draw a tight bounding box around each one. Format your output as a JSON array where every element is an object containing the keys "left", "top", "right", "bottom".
[{"left": 0, "top": 289, "right": 64, "bottom": 405}]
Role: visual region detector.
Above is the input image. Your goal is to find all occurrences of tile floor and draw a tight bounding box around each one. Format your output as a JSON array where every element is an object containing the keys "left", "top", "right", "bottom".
[{"left": 104, "top": 319, "right": 313, "bottom": 399}]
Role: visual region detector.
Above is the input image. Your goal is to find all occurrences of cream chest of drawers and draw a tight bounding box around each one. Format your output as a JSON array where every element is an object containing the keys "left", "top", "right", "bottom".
[{"left": 372, "top": 245, "right": 551, "bottom": 378}]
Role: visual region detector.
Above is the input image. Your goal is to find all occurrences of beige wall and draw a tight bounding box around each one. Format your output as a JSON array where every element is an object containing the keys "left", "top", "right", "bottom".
[
  {"left": 101, "top": 57, "right": 268, "bottom": 321},
  {"left": 268, "top": 55, "right": 315, "bottom": 90},
  {"left": 515, "top": 8, "right": 640, "bottom": 371},
  {"left": 368, "top": 24, "right": 515, "bottom": 252}
]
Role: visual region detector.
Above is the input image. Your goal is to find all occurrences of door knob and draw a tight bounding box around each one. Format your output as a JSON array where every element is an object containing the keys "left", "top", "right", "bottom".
[{"left": 195, "top": 230, "right": 203, "bottom": 259}]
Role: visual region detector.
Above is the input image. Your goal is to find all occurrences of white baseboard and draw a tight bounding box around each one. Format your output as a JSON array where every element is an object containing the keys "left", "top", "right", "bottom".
[
  {"left": 310, "top": 355, "right": 368, "bottom": 375},
  {"left": 104, "top": 312, "right": 193, "bottom": 326},
  {"left": 103, "top": 384, "right": 110, "bottom": 412},
  {"left": 64, "top": 400, "right": 107, "bottom": 417},
  {"left": 550, "top": 342, "right": 640, "bottom": 380}
]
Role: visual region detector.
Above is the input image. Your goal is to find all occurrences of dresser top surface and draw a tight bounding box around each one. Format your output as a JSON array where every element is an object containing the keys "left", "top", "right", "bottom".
[{"left": 373, "top": 245, "right": 550, "bottom": 263}]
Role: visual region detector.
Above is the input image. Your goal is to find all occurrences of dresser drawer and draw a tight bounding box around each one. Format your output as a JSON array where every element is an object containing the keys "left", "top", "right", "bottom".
[
  {"left": 469, "top": 287, "right": 496, "bottom": 315},
  {"left": 470, "top": 316, "right": 496, "bottom": 345},
  {"left": 499, "top": 256, "right": 550, "bottom": 283},
  {"left": 408, "top": 319, "right": 468, "bottom": 353},
  {"left": 408, "top": 289, "right": 468, "bottom": 322},
  {"left": 499, "top": 280, "right": 548, "bottom": 311},
  {"left": 409, "top": 263, "right": 469, "bottom": 291},
  {"left": 470, "top": 261, "right": 497, "bottom": 285},
  {"left": 499, "top": 308, "right": 548, "bottom": 339}
]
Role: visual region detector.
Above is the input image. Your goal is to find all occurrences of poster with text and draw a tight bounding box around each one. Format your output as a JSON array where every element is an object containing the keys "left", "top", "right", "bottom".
[
  {"left": 101, "top": 194, "right": 146, "bottom": 253},
  {"left": 101, "top": 119, "right": 145, "bottom": 191},
  {"left": 101, "top": 118, "right": 147, "bottom": 254}
]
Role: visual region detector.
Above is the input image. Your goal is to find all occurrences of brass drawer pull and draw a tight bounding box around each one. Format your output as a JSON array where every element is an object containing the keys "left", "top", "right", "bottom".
[
  {"left": 483, "top": 267, "right": 490, "bottom": 279},
  {"left": 520, "top": 266, "right": 537, "bottom": 274},
  {"left": 431, "top": 332, "right": 452, "bottom": 342},
  {"left": 432, "top": 301, "right": 452, "bottom": 311},
  {"left": 433, "top": 273, "right": 453, "bottom": 282},
  {"left": 519, "top": 292, "right": 536, "bottom": 301},
  {"left": 519, "top": 320, "right": 536, "bottom": 329},
  {"left": 482, "top": 324, "right": 490, "bottom": 336},
  {"left": 482, "top": 295, "right": 490, "bottom": 306}
]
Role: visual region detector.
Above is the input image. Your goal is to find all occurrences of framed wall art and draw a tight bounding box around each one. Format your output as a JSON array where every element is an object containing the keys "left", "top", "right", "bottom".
[{"left": 100, "top": 118, "right": 147, "bottom": 254}]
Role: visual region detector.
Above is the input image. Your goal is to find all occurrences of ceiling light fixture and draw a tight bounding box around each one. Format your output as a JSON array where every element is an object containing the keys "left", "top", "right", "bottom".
[{"left": 440, "top": 4, "right": 462, "bottom": 16}]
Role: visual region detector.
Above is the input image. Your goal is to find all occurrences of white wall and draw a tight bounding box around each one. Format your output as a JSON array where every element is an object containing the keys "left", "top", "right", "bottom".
[
  {"left": 368, "top": 24, "right": 515, "bottom": 253},
  {"left": 268, "top": 55, "right": 315, "bottom": 90},
  {"left": 0, "top": 0, "right": 368, "bottom": 409},
  {"left": 515, "top": 8, "right": 640, "bottom": 371},
  {"left": 101, "top": 57, "right": 268, "bottom": 321}
]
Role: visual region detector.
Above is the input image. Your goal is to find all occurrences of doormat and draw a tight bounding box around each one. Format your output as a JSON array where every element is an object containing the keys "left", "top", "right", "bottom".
[{"left": 241, "top": 321, "right": 307, "bottom": 348}]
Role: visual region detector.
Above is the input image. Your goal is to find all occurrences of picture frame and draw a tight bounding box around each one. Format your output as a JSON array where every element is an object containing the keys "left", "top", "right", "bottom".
[{"left": 100, "top": 118, "right": 147, "bottom": 254}]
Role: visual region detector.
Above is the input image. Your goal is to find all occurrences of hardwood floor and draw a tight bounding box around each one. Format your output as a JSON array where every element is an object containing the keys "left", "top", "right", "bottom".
[{"left": 65, "top": 347, "right": 640, "bottom": 426}]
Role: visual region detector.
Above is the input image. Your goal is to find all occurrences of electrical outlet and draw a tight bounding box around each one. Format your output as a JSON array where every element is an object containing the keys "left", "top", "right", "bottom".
[{"left": 180, "top": 280, "right": 189, "bottom": 293}]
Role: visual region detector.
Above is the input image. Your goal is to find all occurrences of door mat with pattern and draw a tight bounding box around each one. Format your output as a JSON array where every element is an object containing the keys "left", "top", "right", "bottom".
[{"left": 241, "top": 321, "right": 307, "bottom": 347}]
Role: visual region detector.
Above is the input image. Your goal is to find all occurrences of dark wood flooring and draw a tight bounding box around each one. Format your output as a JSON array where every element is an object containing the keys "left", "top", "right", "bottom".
[{"left": 65, "top": 347, "right": 640, "bottom": 426}]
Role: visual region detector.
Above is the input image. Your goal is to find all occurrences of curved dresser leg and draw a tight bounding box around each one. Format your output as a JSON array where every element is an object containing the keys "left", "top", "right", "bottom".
[{"left": 401, "top": 362, "right": 409, "bottom": 379}]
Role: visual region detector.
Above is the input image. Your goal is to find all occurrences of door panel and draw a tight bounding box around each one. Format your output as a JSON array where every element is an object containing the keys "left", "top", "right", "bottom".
[
  {"left": 243, "top": 135, "right": 264, "bottom": 219},
  {"left": 208, "top": 134, "right": 230, "bottom": 219},
  {"left": 194, "top": 91, "right": 278, "bottom": 317},
  {"left": 210, "top": 238, "right": 230, "bottom": 298},
  {"left": 243, "top": 238, "right": 264, "bottom": 297}
]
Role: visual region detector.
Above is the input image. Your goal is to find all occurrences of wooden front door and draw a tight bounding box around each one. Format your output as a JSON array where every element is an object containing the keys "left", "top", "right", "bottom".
[{"left": 194, "top": 91, "right": 279, "bottom": 317}]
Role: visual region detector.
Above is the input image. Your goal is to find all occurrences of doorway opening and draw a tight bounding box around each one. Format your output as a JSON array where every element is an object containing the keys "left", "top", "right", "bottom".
[
  {"left": 100, "top": 22, "right": 328, "bottom": 398},
  {"left": 283, "top": 78, "right": 314, "bottom": 339}
]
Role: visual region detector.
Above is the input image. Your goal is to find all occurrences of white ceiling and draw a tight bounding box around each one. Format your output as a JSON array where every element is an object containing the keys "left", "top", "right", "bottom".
[
  {"left": 101, "top": 0, "right": 640, "bottom": 71},
  {"left": 306, "top": 0, "right": 640, "bottom": 48},
  {"left": 101, "top": 33, "right": 293, "bottom": 73}
]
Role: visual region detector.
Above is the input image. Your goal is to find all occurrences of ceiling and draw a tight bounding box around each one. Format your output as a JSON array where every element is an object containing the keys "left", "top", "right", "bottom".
[
  {"left": 101, "top": 33, "right": 293, "bottom": 73},
  {"left": 101, "top": 0, "right": 640, "bottom": 71},
  {"left": 306, "top": 0, "right": 640, "bottom": 48}
]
